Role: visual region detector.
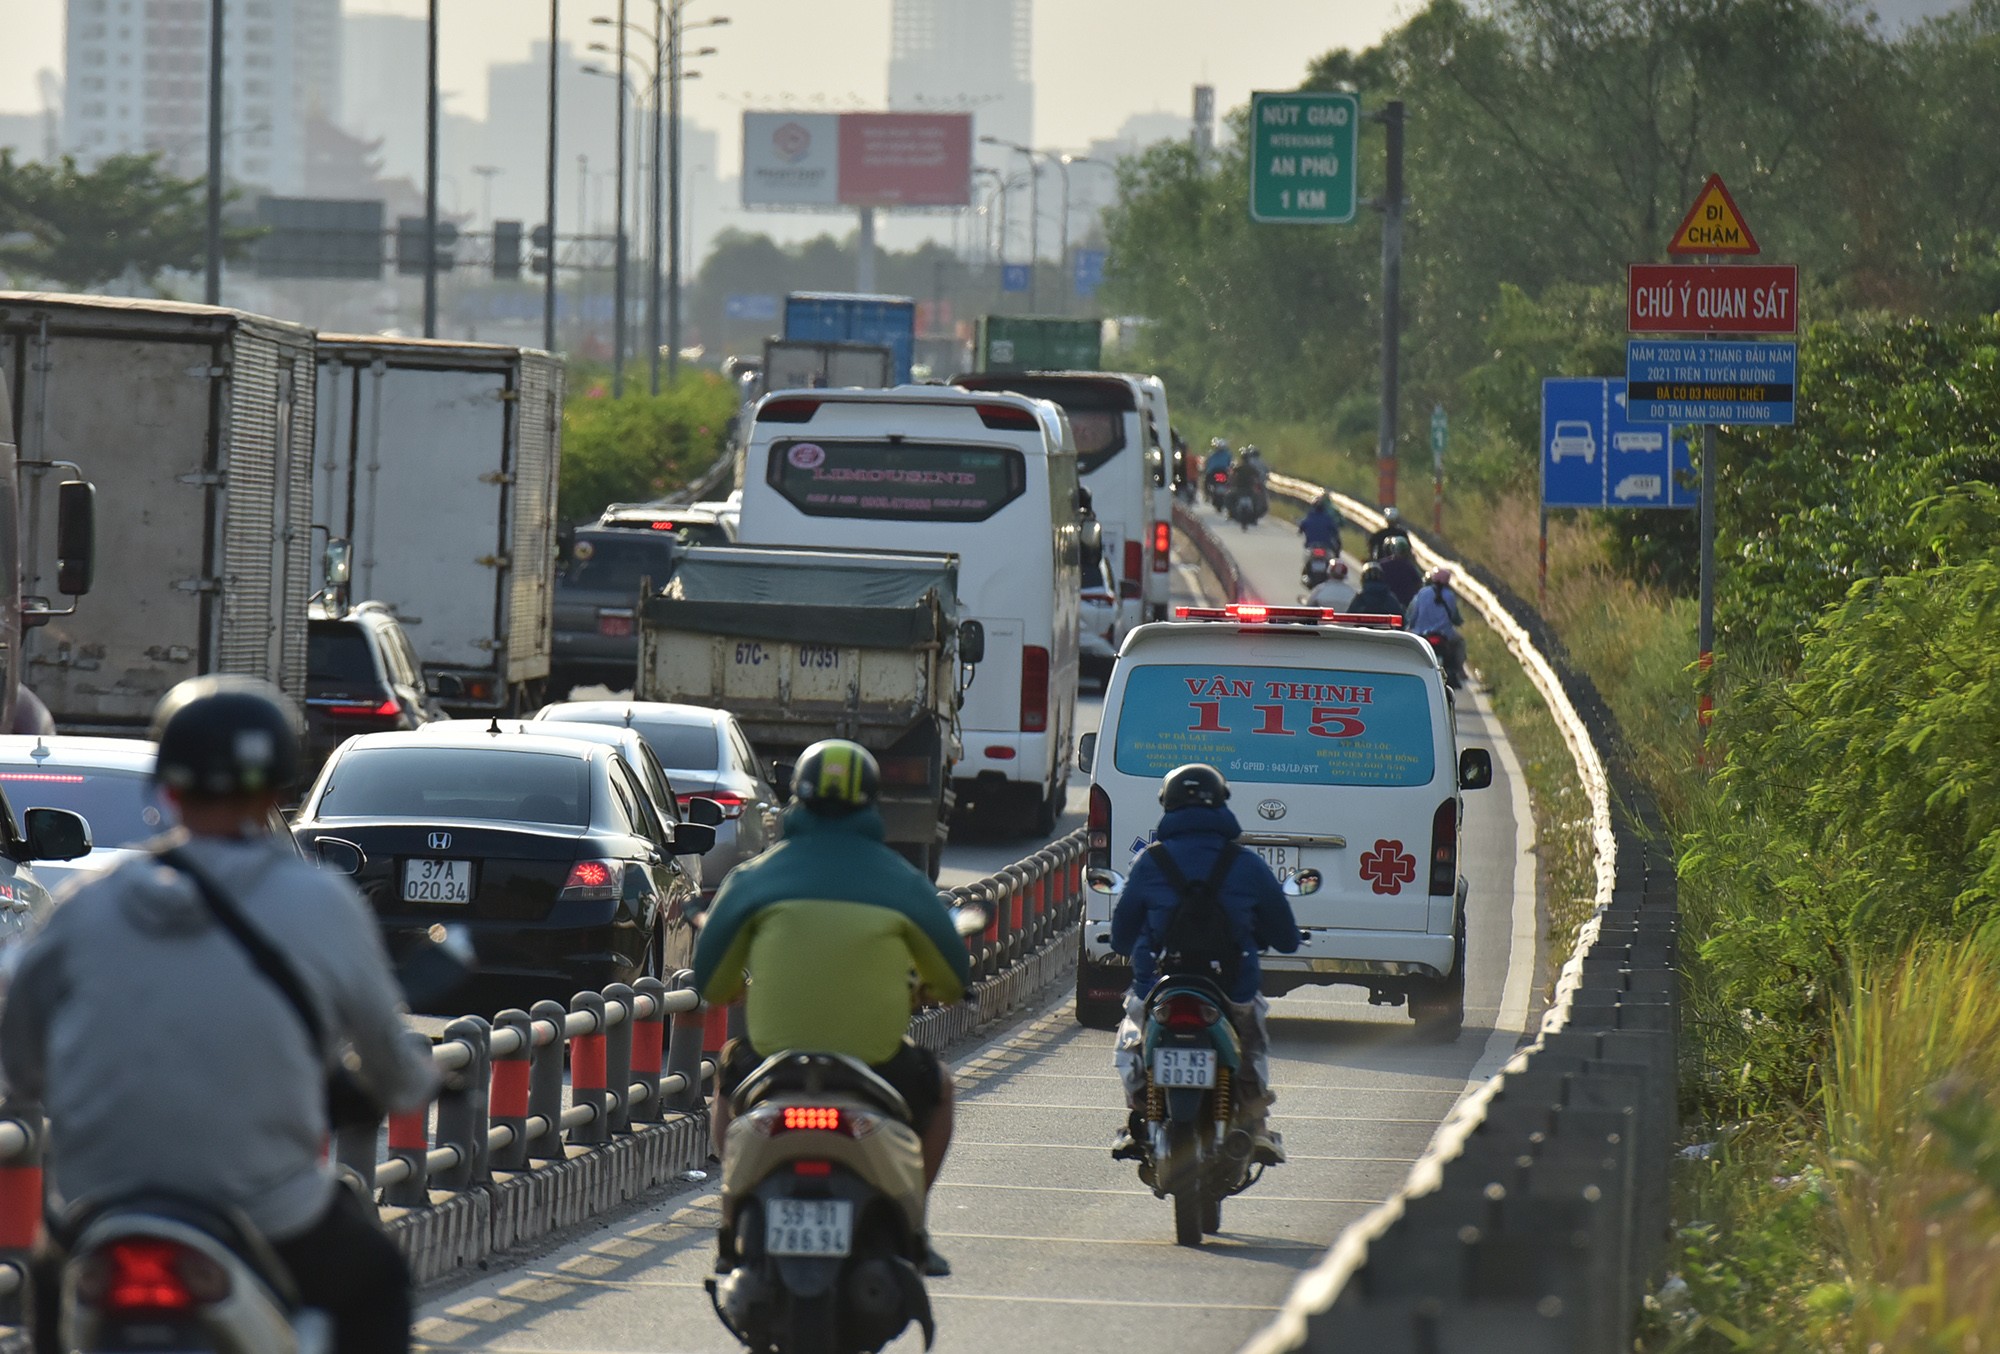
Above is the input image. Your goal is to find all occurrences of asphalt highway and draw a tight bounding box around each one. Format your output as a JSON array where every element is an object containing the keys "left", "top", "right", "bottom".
[{"left": 413, "top": 510, "right": 1541, "bottom": 1354}]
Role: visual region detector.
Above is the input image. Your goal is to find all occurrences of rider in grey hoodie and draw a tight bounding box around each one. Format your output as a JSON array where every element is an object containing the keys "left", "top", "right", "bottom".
[{"left": 0, "top": 677, "right": 435, "bottom": 1353}]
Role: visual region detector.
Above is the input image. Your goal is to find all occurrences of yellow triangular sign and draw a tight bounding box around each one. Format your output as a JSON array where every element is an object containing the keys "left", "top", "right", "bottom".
[{"left": 1667, "top": 174, "right": 1760, "bottom": 255}]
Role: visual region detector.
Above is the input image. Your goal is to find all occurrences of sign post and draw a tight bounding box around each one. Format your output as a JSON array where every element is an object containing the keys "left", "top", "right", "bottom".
[{"left": 1429, "top": 403, "right": 1447, "bottom": 534}]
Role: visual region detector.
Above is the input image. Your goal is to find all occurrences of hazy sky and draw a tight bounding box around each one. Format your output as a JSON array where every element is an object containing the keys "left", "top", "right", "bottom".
[{"left": 0, "top": 0, "right": 1409, "bottom": 158}]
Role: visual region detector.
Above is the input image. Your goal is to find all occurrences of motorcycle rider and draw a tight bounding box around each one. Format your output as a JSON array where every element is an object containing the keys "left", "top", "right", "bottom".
[
  {"left": 1297, "top": 494, "right": 1342, "bottom": 556},
  {"left": 1307, "top": 557, "right": 1358, "bottom": 611},
  {"left": 694, "top": 739, "right": 970, "bottom": 1273},
  {"left": 1366, "top": 504, "right": 1412, "bottom": 560},
  {"left": 1109, "top": 765, "right": 1301, "bottom": 1166},
  {"left": 1228, "top": 450, "right": 1268, "bottom": 522},
  {"left": 1350, "top": 560, "right": 1403, "bottom": 617},
  {"left": 1379, "top": 534, "right": 1425, "bottom": 609},
  {"left": 1203, "top": 437, "right": 1234, "bottom": 482},
  {"left": 1406, "top": 566, "right": 1468, "bottom": 688},
  {"left": 0, "top": 676, "right": 438, "bottom": 1354}
]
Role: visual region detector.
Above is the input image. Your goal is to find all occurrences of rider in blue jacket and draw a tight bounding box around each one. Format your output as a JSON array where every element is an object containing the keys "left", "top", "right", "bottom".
[
  {"left": 1109, "top": 764, "right": 1300, "bottom": 1165},
  {"left": 1298, "top": 495, "right": 1342, "bottom": 553}
]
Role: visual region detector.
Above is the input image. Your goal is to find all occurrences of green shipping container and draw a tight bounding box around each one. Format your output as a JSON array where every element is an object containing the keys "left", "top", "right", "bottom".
[{"left": 975, "top": 315, "right": 1103, "bottom": 373}]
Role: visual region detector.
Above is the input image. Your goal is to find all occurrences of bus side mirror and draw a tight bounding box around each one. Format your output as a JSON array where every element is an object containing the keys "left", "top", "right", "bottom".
[
  {"left": 1079, "top": 518, "right": 1103, "bottom": 569},
  {"left": 56, "top": 481, "right": 95, "bottom": 597},
  {"left": 958, "top": 620, "right": 985, "bottom": 665}
]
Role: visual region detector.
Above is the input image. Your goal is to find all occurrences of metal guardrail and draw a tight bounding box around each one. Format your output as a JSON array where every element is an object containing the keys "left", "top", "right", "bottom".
[
  {"left": 1171, "top": 499, "right": 1247, "bottom": 602},
  {"left": 0, "top": 828, "right": 1089, "bottom": 1309},
  {"left": 1241, "top": 474, "right": 1678, "bottom": 1354}
]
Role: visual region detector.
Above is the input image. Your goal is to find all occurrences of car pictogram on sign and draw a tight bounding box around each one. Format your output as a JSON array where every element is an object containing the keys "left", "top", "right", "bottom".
[{"left": 1549, "top": 421, "right": 1597, "bottom": 464}]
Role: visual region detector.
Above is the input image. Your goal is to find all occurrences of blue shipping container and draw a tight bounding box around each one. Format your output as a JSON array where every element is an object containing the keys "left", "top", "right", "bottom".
[{"left": 783, "top": 292, "right": 917, "bottom": 384}]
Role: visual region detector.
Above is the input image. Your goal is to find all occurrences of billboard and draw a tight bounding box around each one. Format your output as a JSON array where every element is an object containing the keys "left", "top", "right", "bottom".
[{"left": 742, "top": 111, "right": 971, "bottom": 210}]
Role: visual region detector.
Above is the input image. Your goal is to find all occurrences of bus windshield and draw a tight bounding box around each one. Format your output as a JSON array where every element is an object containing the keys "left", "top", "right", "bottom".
[{"left": 767, "top": 440, "right": 1027, "bottom": 523}]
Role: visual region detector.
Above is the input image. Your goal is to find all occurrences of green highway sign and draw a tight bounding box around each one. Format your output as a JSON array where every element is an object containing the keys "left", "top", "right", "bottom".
[
  {"left": 1249, "top": 91, "right": 1359, "bottom": 225},
  {"left": 1430, "top": 403, "right": 1448, "bottom": 457}
]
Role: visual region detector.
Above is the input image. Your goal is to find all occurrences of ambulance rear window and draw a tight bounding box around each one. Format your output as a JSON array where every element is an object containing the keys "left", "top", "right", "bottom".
[{"left": 1112, "top": 663, "right": 1436, "bottom": 787}]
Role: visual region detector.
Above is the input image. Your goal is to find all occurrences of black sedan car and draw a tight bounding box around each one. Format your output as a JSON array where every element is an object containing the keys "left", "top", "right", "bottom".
[{"left": 293, "top": 726, "right": 712, "bottom": 1012}]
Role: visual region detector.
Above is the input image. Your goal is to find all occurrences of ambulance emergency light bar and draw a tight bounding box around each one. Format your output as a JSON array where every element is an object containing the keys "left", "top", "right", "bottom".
[{"left": 1172, "top": 604, "right": 1404, "bottom": 628}]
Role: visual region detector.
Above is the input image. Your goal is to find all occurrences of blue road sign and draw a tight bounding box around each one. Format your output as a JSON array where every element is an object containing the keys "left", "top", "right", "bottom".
[
  {"left": 1541, "top": 377, "right": 1696, "bottom": 510},
  {"left": 1001, "top": 263, "right": 1032, "bottom": 294},
  {"left": 1073, "top": 248, "right": 1107, "bottom": 298},
  {"left": 1627, "top": 339, "right": 1797, "bottom": 426},
  {"left": 725, "top": 293, "right": 779, "bottom": 322}
]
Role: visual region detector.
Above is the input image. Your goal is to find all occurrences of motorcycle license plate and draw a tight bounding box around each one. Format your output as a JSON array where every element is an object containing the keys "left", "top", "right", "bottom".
[
  {"left": 1153, "top": 1048, "right": 1218, "bottom": 1089},
  {"left": 765, "top": 1198, "right": 854, "bottom": 1257}
]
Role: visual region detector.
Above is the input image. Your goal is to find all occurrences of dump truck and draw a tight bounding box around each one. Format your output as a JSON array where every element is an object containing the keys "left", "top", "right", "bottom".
[{"left": 637, "top": 544, "right": 981, "bottom": 878}]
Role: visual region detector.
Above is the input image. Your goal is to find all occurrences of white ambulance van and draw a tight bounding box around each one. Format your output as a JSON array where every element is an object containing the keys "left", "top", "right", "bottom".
[{"left": 1075, "top": 604, "right": 1493, "bottom": 1037}]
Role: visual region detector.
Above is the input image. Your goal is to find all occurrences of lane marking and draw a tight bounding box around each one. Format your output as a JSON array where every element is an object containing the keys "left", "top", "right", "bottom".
[
  {"left": 1460, "top": 685, "right": 1541, "bottom": 1088},
  {"left": 953, "top": 1141, "right": 1423, "bottom": 1162},
  {"left": 935, "top": 1181, "right": 1393, "bottom": 1205},
  {"left": 963, "top": 1104, "right": 1446, "bottom": 1126}
]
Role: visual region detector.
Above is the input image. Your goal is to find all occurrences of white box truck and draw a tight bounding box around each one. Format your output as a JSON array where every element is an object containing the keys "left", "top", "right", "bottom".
[
  {"left": 0, "top": 294, "right": 314, "bottom": 732},
  {"left": 313, "top": 336, "right": 563, "bottom": 714}
]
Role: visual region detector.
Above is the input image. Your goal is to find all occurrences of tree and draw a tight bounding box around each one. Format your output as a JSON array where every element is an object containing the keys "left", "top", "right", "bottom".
[{"left": 0, "top": 152, "right": 258, "bottom": 291}]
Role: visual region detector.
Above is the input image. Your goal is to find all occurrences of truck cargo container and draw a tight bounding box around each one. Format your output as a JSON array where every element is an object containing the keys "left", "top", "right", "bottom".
[
  {"left": 783, "top": 293, "right": 916, "bottom": 384},
  {"left": 0, "top": 294, "right": 311, "bottom": 732},
  {"left": 974, "top": 315, "right": 1103, "bottom": 373},
  {"left": 313, "top": 335, "right": 563, "bottom": 714}
]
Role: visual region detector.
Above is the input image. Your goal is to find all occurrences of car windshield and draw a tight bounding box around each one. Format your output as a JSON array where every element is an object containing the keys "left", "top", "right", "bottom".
[
  {"left": 560, "top": 537, "right": 678, "bottom": 595},
  {"left": 603, "top": 517, "right": 729, "bottom": 546},
  {"left": 539, "top": 710, "right": 720, "bottom": 770},
  {"left": 308, "top": 623, "right": 379, "bottom": 694},
  {"left": 1112, "top": 662, "right": 1437, "bottom": 787},
  {"left": 315, "top": 747, "right": 590, "bottom": 826},
  {"left": 0, "top": 765, "right": 168, "bottom": 849}
]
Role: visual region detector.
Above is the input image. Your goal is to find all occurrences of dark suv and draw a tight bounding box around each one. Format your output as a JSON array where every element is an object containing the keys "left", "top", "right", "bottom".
[
  {"left": 306, "top": 602, "right": 447, "bottom": 771},
  {"left": 551, "top": 527, "right": 683, "bottom": 697}
]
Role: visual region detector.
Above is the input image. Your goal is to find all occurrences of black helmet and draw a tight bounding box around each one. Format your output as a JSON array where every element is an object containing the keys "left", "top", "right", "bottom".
[
  {"left": 151, "top": 675, "right": 304, "bottom": 798},
  {"left": 791, "top": 739, "right": 880, "bottom": 816},
  {"left": 1160, "top": 763, "right": 1229, "bottom": 811},
  {"left": 1388, "top": 535, "right": 1412, "bottom": 558},
  {"left": 1360, "top": 561, "right": 1384, "bottom": 584}
]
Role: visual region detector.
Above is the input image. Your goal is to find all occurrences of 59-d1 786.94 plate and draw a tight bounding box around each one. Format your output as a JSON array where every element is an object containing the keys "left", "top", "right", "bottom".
[
  {"left": 765, "top": 1199, "right": 854, "bottom": 1257},
  {"left": 403, "top": 858, "right": 472, "bottom": 904}
]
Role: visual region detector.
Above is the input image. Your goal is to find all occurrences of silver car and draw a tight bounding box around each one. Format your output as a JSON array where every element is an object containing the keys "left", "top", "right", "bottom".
[
  {"left": 0, "top": 735, "right": 170, "bottom": 894},
  {"left": 533, "top": 701, "right": 780, "bottom": 897}
]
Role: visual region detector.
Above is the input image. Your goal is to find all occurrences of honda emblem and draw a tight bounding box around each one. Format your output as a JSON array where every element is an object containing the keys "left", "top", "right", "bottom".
[
  {"left": 428, "top": 831, "right": 452, "bottom": 851},
  {"left": 1256, "top": 799, "right": 1287, "bottom": 821}
]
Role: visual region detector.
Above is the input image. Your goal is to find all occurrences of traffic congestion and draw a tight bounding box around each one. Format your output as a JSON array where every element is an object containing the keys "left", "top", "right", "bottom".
[{"left": 0, "top": 279, "right": 1513, "bottom": 1354}]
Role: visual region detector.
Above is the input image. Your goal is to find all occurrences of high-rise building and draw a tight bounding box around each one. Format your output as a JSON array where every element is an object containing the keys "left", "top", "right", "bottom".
[
  {"left": 888, "top": 0, "right": 1032, "bottom": 153},
  {"left": 63, "top": 0, "right": 340, "bottom": 194}
]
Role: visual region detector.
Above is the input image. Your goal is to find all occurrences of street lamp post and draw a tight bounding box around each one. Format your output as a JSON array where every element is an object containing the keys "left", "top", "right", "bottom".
[
  {"left": 544, "top": 0, "right": 559, "bottom": 352},
  {"left": 982, "top": 137, "right": 1040, "bottom": 309},
  {"left": 204, "top": 0, "right": 223, "bottom": 305},
  {"left": 669, "top": 12, "right": 729, "bottom": 382},
  {"left": 613, "top": 0, "right": 627, "bottom": 394},
  {"left": 424, "top": 0, "right": 441, "bottom": 336}
]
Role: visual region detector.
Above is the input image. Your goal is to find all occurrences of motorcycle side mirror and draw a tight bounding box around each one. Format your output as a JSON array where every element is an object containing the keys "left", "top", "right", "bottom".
[
  {"left": 771, "top": 760, "right": 795, "bottom": 801},
  {"left": 1459, "top": 747, "right": 1494, "bottom": 791},
  {"left": 309, "top": 836, "right": 366, "bottom": 875},
  {"left": 1086, "top": 866, "right": 1127, "bottom": 896},
  {"left": 1077, "top": 731, "right": 1097, "bottom": 774},
  {"left": 957, "top": 619, "right": 986, "bottom": 666},
  {"left": 672, "top": 823, "right": 718, "bottom": 857},
  {"left": 685, "top": 797, "right": 726, "bottom": 827}
]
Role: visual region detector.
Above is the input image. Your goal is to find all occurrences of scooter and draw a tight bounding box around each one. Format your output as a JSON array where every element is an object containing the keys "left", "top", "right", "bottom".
[
  {"left": 706, "top": 905, "right": 984, "bottom": 1354},
  {"left": 1136, "top": 974, "right": 1257, "bottom": 1247},
  {"left": 707, "top": 1053, "right": 936, "bottom": 1354},
  {"left": 1301, "top": 546, "right": 1334, "bottom": 589},
  {"left": 1421, "top": 630, "right": 1466, "bottom": 690},
  {"left": 1205, "top": 469, "right": 1231, "bottom": 513},
  {"left": 1228, "top": 490, "right": 1265, "bottom": 531},
  {"left": 58, "top": 1194, "right": 333, "bottom": 1353}
]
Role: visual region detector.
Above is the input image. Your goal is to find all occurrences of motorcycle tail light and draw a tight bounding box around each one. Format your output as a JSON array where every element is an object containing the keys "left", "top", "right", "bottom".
[
  {"left": 1163, "top": 995, "right": 1219, "bottom": 1029},
  {"left": 83, "top": 1239, "right": 230, "bottom": 1313},
  {"left": 782, "top": 1106, "right": 843, "bottom": 1132}
]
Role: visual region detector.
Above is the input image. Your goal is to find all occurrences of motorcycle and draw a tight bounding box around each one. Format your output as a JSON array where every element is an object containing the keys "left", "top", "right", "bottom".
[
  {"left": 1205, "top": 469, "right": 1231, "bottom": 513},
  {"left": 1301, "top": 546, "right": 1334, "bottom": 589},
  {"left": 1420, "top": 630, "right": 1466, "bottom": 689},
  {"left": 1228, "top": 489, "right": 1266, "bottom": 531},
  {"left": 57, "top": 1194, "right": 332, "bottom": 1353},
  {"left": 706, "top": 905, "right": 984, "bottom": 1354},
  {"left": 1137, "top": 974, "right": 1257, "bottom": 1247},
  {"left": 707, "top": 1053, "right": 935, "bottom": 1354}
]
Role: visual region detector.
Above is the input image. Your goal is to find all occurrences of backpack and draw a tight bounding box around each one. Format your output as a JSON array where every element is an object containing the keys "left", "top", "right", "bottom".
[{"left": 1144, "top": 841, "right": 1243, "bottom": 986}]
